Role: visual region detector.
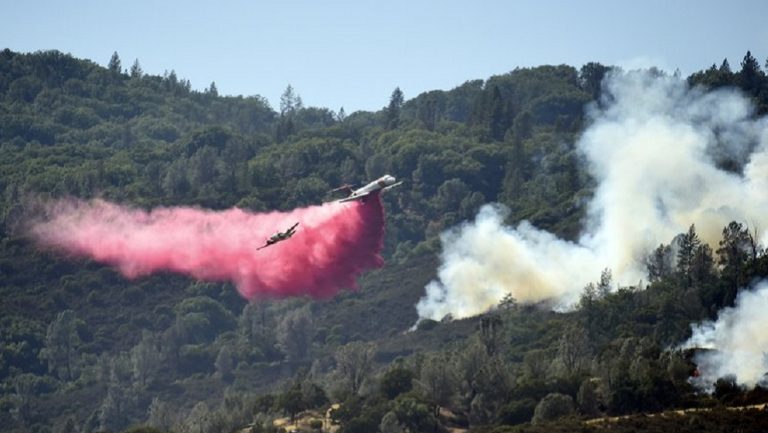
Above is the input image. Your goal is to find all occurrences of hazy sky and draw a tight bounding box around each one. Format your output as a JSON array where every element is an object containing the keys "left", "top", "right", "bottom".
[{"left": 2, "top": 0, "right": 767, "bottom": 113}]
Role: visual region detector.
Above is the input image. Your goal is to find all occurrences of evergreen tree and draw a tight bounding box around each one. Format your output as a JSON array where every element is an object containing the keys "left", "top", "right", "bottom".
[
  {"left": 676, "top": 224, "right": 700, "bottom": 286},
  {"left": 739, "top": 50, "right": 764, "bottom": 95},
  {"left": 108, "top": 51, "right": 122, "bottom": 74},
  {"left": 719, "top": 58, "right": 732, "bottom": 73},
  {"left": 691, "top": 243, "right": 714, "bottom": 285},
  {"left": 206, "top": 81, "right": 219, "bottom": 97},
  {"left": 489, "top": 86, "right": 506, "bottom": 141},
  {"left": 280, "top": 84, "right": 302, "bottom": 115},
  {"left": 129, "top": 59, "right": 143, "bottom": 78},
  {"left": 597, "top": 268, "right": 612, "bottom": 297},
  {"left": 418, "top": 94, "right": 438, "bottom": 131},
  {"left": 215, "top": 345, "right": 234, "bottom": 382},
  {"left": 39, "top": 310, "right": 80, "bottom": 381},
  {"left": 579, "top": 61, "right": 610, "bottom": 99},
  {"left": 131, "top": 330, "right": 161, "bottom": 386},
  {"left": 386, "top": 87, "right": 404, "bottom": 130},
  {"left": 717, "top": 221, "right": 754, "bottom": 302},
  {"left": 646, "top": 243, "right": 672, "bottom": 282}
]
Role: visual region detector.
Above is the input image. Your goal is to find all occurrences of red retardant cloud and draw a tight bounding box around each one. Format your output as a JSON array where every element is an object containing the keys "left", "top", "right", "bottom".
[{"left": 29, "top": 197, "right": 385, "bottom": 299}]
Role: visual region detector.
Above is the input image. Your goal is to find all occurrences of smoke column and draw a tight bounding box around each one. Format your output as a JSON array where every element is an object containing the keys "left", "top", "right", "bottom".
[
  {"left": 30, "top": 197, "right": 385, "bottom": 299},
  {"left": 417, "top": 71, "right": 768, "bottom": 321},
  {"left": 682, "top": 280, "right": 768, "bottom": 390}
]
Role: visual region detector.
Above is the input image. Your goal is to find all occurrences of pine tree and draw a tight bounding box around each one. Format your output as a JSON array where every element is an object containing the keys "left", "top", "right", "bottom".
[
  {"left": 129, "top": 59, "right": 143, "bottom": 78},
  {"left": 676, "top": 224, "right": 700, "bottom": 286},
  {"left": 489, "top": 86, "right": 505, "bottom": 141},
  {"left": 719, "top": 58, "right": 731, "bottom": 73},
  {"left": 39, "top": 310, "right": 81, "bottom": 381},
  {"left": 206, "top": 81, "right": 219, "bottom": 97},
  {"left": 739, "top": 50, "right": 764, "bottom": 95},
  {"left": 108, "top": 51, "right": 122, "bottom": 74},
  {"left": 280, "top": 84, "right": 302, "bottom": 115},
  {"left": 386, "top": 87, "right": 404, "bottom": 130}
]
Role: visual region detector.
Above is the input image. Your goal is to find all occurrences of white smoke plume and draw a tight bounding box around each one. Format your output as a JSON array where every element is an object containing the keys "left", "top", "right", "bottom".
[
  {"left": 682, "top": 280, "right": 768, "bottom": 390},
  {"left": 417, "top": 71, "right": 768, "bottom": 321}
]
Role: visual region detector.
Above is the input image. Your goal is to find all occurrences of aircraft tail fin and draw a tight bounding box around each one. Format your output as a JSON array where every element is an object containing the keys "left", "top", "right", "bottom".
[{"left": 330, "top": 184, "right": 354, "bottom": 195}]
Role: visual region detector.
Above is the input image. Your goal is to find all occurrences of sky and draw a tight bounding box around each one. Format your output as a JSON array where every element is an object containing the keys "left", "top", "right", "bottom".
[{"left": 2, "top": 0, "right": 768, "bottom": 113}]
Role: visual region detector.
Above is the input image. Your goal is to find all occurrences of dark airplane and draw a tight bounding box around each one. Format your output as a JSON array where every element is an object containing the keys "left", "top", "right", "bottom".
[{"left": 257, "top": 222, "right": 299, "bottom": 250}]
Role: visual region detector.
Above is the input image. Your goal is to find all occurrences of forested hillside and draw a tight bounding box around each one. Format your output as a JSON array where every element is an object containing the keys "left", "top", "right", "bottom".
[{"left": 1, "top": 48, "right": 768, "bottom": 433}]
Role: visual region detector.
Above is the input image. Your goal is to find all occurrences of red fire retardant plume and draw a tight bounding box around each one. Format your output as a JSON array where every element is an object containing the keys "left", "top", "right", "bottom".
[{"left": 30, "top": 197, "right": 385, "bottom": 299}]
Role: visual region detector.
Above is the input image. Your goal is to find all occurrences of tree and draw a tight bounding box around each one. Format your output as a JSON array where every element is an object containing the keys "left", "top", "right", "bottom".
[
  {"left": 719, "top": 58, "right": 732, "bottom": 73},
  {"left": 379, "top": 411, "right": 404, "bottom": 433},
  {"left": 131, "top": 330, "right": 161, "bottom": 386},
  {"left": 645, "top": 243, "right": 672, "bottom": 282},
  {"left": 99, "top": 387, "right": 129, "bottom": 432},
  {"left": 147, "top": 397, "right": 176, "bottom": 432},
  {"left": 206, "top": 81, "right": 219, "bottom": 97},
  {"left": 386, "top": 87, "right": 404, "bottom": 130},
  {"left": 380, "top": 365, "right": 415, "bottom": 399},
  {"left": 108, "top": 51, "right": 122, "bottom": 74},
  {"left": 489, "top": 86, "right": 506, "bottom": 141},
  {"left": 189, "top": 145, "right": 218, "bottom": 192},
  {"left": 215, "top": 345, "right": 234, "bottom": 382},
  {"left": 280, "top": 84, "right": 303, "bottom": 115},
  {"left": 577, "top": 379, "right": 601, "bottom": 416},
  {"left": 416, "top": 352, "right": 456, "bottom": 417},
  {"left": 130, "top": 59, "right": 143, "bottom": 78},
  {"left": 418, "top": 93, "right": 438, "bottom": 131},
  {"left": 531, "top": 393, "right": 575, "bottom": 424},
  {"left": 479, "top": 315, "right": 503, "bottom": 356},
  {"left": 691, "top": 243, "right": 714, "bottom": 285},
  {"left": 579, "top": 62, "right": 610, "bottom": 99},
  {"left": 435, "top": 178, "right": 470, "bottom": 213},
  {"left": 12, "top": 374, "right": 37, "bottom": 423},
  {"left": 717, "top": 221, "right": 755, "bottom": 302},
  {"left": 182, "top": 402, "right": 211, "bottom": 433},
  {"left": 334, "top": 341, "right": 375, "bottom": 396},
  {"left": 556, "top": 325, "right": 592, "bottom": 377},
  {"left": 276, "top": 306, "right": 314, "bottom": 362},
  {"left": 597, "top": 268, "right": 612, "bottom": 297},
  {"left": 276, "top": 386, "right": 305, "bottom": 422},
  {"left": 676, "top": 224, "right": 701, "bottom": 286},
  {"left": 739, "top": 50, "right": 764, "bottom": 95},
  {"left": 391, "top": 395, "right": 436, "bottom": 433},
  {"left": 39, "top": 310, "right": 80, "bottom": 381}
]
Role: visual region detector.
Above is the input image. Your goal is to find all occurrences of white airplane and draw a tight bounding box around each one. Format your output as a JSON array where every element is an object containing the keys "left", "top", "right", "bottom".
[{"left": 331, "top": 175, "right": 403, "bottom": 203}]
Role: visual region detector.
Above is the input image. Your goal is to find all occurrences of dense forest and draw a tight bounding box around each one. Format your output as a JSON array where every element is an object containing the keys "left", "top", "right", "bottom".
[{"left": 1, "top": 48, "right": 768, "bottom": 433}]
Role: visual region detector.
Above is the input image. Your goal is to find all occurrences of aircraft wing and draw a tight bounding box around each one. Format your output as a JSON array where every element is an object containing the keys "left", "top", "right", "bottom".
[
  {"left": 382, "top": 181, "right": 403, "bottom": 191},
  {"left": 337, "top": 192, "right": 371, "bottom": 203}
]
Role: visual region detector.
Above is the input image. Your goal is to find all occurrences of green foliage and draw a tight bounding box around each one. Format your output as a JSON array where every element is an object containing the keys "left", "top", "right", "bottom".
[
  {"left": 496, "top": 398, "right": 537, "bottom": 426},
  {"left": 380, "top": 366, "right": 415, "bottom": 399},
  {"left": 531, "top": 392, "right": 575, "bottom": 424}
]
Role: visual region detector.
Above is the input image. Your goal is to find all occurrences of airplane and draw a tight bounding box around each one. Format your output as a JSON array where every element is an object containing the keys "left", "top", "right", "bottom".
[
  {"left": 331, "top": 174, "right": 403, "bottom": 203},
  {"left": 256, "top": 222, "right": 299, "bottom": 250}
]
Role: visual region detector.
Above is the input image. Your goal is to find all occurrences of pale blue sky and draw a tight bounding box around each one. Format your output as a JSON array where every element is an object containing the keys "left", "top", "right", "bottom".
[{"left": 2, "top": 0, "right": 767, "bottom": 113}]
